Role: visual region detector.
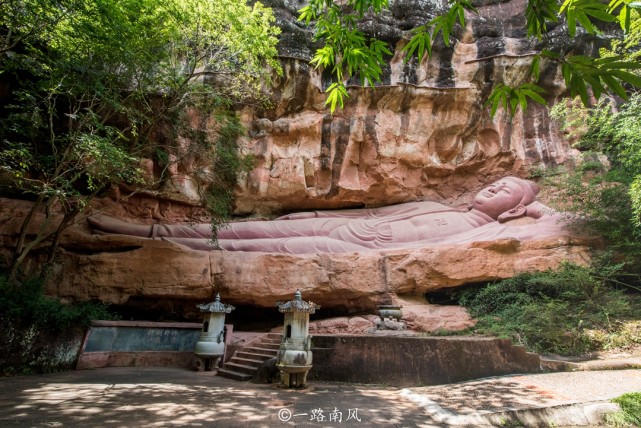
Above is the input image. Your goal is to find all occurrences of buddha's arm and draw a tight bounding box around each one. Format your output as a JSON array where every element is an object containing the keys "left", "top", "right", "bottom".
[
  {"left": 216, "top": 217, "right": 350, "bottom": 239},
  {"left": 276, "top": 201, "right": 450, "bottom": 221},
  {"left": 276, "top": 208, "right": 370, "bottom": 220}
]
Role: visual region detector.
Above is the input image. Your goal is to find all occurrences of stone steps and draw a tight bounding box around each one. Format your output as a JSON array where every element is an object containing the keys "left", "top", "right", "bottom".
[
  {"left": 232, "top": 356, "right": 267, "bottom": 365},
  {"left": 235, "top": 351, "right": 274, "bottom": 361},
  {"left": 245, "top": 346, "right": 280, "bottom": 356},
  {"left": 217, "top": 333, "right": 281, "bottom": 382},
  {"left": 224, "top": 362, "right": 260, "bottom": 375},
  {"left": 216, "top": 368, "right": 252, "bottom": 381}
]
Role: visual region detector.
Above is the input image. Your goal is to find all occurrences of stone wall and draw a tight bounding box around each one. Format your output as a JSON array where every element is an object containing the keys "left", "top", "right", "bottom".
[
  {"left": 310, "top": 335, "right": 542, "bottom": 386},
  {"left": 76, "top": 321, "right": 202, "bottom": 370}
]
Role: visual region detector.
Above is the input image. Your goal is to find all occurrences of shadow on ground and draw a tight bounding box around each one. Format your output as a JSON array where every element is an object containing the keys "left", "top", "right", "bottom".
[{"left": 0, "top": 368, "right": 437, "bottom": 427}]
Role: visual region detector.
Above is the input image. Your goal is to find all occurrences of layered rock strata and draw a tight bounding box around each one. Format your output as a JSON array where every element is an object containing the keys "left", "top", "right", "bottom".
[
  {"left": 165, "top": 0, "right": 597, "bottom": 214},
  {"left": 0, "top": 198, "right": 591, "bottom": 328},
  {"left": 48, "top": 232, "right": 589, "bottom": 314}
]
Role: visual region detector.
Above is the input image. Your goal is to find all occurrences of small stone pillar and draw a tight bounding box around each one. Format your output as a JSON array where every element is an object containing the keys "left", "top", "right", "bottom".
[
  {"left": 194, "top": 294, "right": 234, "bottom": 371},
  {"left": 276, "top": 289, "right": 320, "bottom": 388}
]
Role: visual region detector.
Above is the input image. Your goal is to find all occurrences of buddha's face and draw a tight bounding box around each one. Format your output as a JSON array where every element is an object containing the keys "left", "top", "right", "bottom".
[{"left": 471, "top": 179, "right": 526, "bottom": 219}]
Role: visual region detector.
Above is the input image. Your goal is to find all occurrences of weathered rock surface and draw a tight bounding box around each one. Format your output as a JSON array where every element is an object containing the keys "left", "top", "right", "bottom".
[
  {"left": 0, "top": 2, "right": 605, "bottom": 328},
  {"left": 221, "top": 0, "right": 597, "bottom": 215},
  {"left": 0, "top": 194, "right": 592, "bottom": 323},
  {"left": 115, "top": 0, "right": 599, "bottom": 215},
  {"left": 2, "top": 209, "right": 588, "bottom": 311}
]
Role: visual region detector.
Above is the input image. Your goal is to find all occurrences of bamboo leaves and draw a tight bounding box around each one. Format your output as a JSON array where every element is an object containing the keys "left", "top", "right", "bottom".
[
  {"left": 486, "top": 83, "right": 548, "bottom": 117},
  {"left": 302, "top": 0, "right": 641, "bottom": 117},
  {"left": 401, "top": 0, "right": 477, "bottom": 63},
  {"left": 303, "top": 0, "right": 392, "bottom": 112},
  {"left": 561, "top": 55, "right": 641, "bottom": 105}
]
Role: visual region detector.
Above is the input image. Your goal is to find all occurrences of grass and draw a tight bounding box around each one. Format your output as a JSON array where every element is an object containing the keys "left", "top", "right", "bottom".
[
  {"left": 605, "top": 392, "right": 641, "bottom": 427},
  {"left": 453, "top": 263, "right": 641, "bottom": 356}
]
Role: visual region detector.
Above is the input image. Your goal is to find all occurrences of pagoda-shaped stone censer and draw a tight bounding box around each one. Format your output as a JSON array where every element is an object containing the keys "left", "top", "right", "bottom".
[
  {"left": 276, "top": 289, "right": 320, "bottom": 387},
  {"left": 194, "top": 294, "right": 234, "bottom": 371}
]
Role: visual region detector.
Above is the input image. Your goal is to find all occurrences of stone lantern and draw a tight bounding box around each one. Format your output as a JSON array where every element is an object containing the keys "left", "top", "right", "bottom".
[
  {"left": 276, "top": 289, "right": 320, "bottom": 387},
  {"left": 194, "top": 294, "right": 234, "bottom": 371}
]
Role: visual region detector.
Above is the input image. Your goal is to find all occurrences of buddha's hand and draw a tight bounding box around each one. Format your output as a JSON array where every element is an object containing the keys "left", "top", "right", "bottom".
[{"left": 275, "top": 211, "right": 317, "bottom": 220}]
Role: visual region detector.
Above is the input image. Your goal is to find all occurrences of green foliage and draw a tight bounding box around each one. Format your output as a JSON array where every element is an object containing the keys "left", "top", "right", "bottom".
[
  {"left": 0, "top": 273, "right": 116, "bottom": 332},
  {"left": 485, "top": 83, "right": 547, "bottom": 117},
  {"left": 300, "top": 0, "right": 641, "bottom": 116},
  {"left": 550, "top": 93, "right": 641, "bottom": 233},
  {"left": 1, "top": 0, "right": 280, "bottom": 282},
  {"left": 299, "top": 0, "right": 392, "bottom": 112},
  {"left": 202, "top": 107, "right": 255, "bottom": 241},
  {"left": 603, "top": 7, "right": 641, "bottom": 63},
  {"left": 561, "top": 0, "right": 616, "bottom": 37},
  {"left": 606, "top": 392, "right": 641, "bottom": 427},
  {"left": 526, "top": 0, "right": 560, "bottom": 38},
  {"left": 560, "top": 55, "right": 641, "bottom": 106},
  {"left": 404, "top": 0, "right": 477, "bottom": 61},
  {"left": 457, "top": 263, "right": 641, "bottom": 355},
  {"left": 549, "top": 169, "right": 641, "bottom": 265}
]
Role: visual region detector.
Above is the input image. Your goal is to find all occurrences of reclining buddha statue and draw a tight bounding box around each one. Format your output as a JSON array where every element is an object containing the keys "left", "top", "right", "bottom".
[{"left": 89, "top": 176, "right": 566, "bottom": 254}]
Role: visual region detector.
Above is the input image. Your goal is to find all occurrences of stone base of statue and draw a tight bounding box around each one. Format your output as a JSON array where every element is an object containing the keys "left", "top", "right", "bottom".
[
  {"left": 193, "top": 356, "right": 221, "bottom": 372},
  {"left": 372, "top": 318, "right": 407, "bottom": 332},
  {"left": 276, "top": 346, "right": 313, "bottom": 388},
  {"left": 277, "top": 363, "right": 313, "bottom": 388}
]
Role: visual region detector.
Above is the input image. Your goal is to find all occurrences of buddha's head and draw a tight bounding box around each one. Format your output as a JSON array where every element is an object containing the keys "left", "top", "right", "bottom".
[{"left": 471, "top": 177, "right": 540, "bottom": 222}]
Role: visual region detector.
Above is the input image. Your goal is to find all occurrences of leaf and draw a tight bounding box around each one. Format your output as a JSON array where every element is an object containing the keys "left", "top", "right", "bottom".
[
  {"left": 522, "top": 89, "right": 547, "bottom": 104},
  {"left": 325, "top": 83, "right": 346, "bottom": 113},
  {"left": 562, "top": 63, "right": 573, "bottom": 87},
  {"left": 520, "top": 83, "right": 547, "bottom": 93},
  {"left": 583, "top": 74, "right": 605, "bottom": 99},
  {"left": 602, "top": 74, "right": 629, "bottom": 99},
  {"left": 490, "top": 92, "right": 501, "bottom": 117},
  {"left": 608, "top": 0, "right": 626, "bottom": 13},
  {"left": 298, "top": 5, "right": 314, "bottom": 25},
  {"left": 441, "top": 19, "right": 451, "bottom": 46},
  {"left": 542, "top": 49, "right": 561, "bottom": 59},
  {"left": 575, "top": 77, "right": 590, "bottom": 106},
  {"left": 403, "top": 30, "right": 432, "bottom": 62},
  {"left": 518, "top": 91, "right": 527, "bottom": 111},
  {"left": 611, "top": 70, "right": 641, "bottom": 87},
  {"left": 567, "top": 10, "right": 577, "bottom": 36},
  {"left": 530, "top": 55, "right": 541, "bottom": 80},
  {"left": 560, "top": 0, "right": 574, "bottom": 14},
  {"left": 619, "top": 5, "right": 631, "bottom": 31},
  {"left": 576, "top": 11, "right": 597, "bottom": 34},
  {"left": 583, "top": 8, "right": 616, "bottom": 22}
]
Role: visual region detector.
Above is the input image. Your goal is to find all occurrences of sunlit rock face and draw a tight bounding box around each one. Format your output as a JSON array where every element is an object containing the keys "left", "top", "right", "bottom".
[
  {"left": 228, "top": 0, "right": 597, "bottom": 215},
  {"left": 0, "top": 2, "right": 602, "bottom": 323},
  {"left": 49, "top": 223, "right": 593, "bottom": 316},
  {"left": 0, "top": 198, "right": 592, "bottom": 322}
]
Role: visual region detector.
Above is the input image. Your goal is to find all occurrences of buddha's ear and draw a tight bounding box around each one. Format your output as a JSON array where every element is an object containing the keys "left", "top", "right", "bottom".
[{"left": 497, "top": 204, "right": 527, "bottom": 223}]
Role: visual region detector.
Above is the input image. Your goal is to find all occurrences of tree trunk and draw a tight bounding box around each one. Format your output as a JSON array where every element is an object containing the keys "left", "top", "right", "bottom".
[{"left": 45, "top": 208, "right": 80, "bottom": 268}]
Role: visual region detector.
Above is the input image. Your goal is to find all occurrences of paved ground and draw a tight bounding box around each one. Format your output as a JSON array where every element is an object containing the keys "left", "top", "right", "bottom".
[{"left": 0, "top": 366, "right": 639, "bottom": 427}]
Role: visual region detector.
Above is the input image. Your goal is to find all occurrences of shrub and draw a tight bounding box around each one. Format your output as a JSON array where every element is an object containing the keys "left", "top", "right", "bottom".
[
  {"left": 606, "top": 392, "right": 641, "bottom": 427},
  {"left": 0, "top": 274, "right": 116, "bottom": 332},
  {"left": 456, "top": 263, "right": 641, "bottom": 355}
]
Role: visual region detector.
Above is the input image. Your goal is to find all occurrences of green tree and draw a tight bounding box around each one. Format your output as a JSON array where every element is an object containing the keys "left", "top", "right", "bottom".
[
  {"left": 548, "top": 7, "right": 641, "bottom": 235},
  {"left": 299, "top": 0, "right": 641, "bottom": 114},
  {"left": 0, "top": 0, "right": 281, "bottom": 284}
]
